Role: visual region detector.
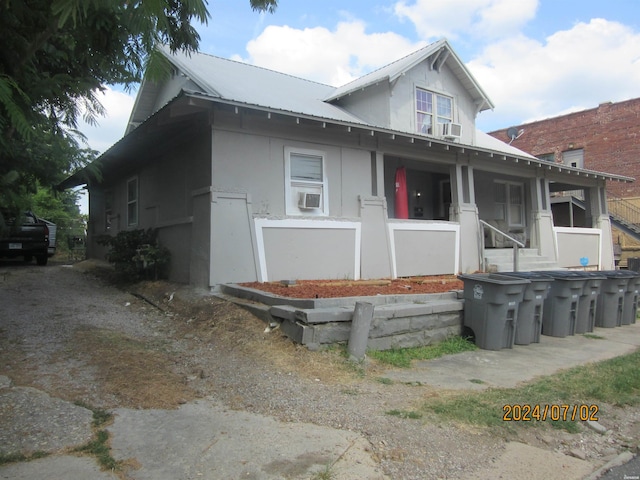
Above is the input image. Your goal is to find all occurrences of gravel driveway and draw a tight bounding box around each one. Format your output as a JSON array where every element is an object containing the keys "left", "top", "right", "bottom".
[{"left": 0, "top": 261, "right": 636, "bottom": 479}]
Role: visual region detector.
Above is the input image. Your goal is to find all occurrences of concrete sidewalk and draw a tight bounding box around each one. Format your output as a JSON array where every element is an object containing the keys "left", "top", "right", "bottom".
[
  {"left": 384, "top": 322, "right": 640, "bottom": 389},
  {"left": 0, "top": 386, "right": 385, "bottom": 480}
]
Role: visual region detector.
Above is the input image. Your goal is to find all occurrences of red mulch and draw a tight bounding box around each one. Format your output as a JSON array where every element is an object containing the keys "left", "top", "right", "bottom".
[{"left": 239, "top": 275, "right": 463, "bottom": 299}]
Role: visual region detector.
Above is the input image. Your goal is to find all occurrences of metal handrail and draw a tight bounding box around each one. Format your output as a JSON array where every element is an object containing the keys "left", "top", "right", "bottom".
[
  {"left": 607, "top": 194, "right": 640, "bottom": 231},
  {"left": 479, "top": 219, "right": 525, "bottom": 272}
]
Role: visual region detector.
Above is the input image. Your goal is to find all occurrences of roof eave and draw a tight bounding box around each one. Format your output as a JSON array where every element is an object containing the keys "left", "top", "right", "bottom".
[{"left": 58, "top": 92, "right": 632, "bottom": 191}]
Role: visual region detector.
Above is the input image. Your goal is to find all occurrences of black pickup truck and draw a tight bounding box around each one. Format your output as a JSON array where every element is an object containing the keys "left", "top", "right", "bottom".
[{"left": 0, "top": 211, "right": 50, "bottom": 265}]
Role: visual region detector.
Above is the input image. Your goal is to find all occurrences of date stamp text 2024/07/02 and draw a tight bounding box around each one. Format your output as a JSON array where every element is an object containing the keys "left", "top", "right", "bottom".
[{"left": 503, "top": 404, "right": 599, "bottom": 422}]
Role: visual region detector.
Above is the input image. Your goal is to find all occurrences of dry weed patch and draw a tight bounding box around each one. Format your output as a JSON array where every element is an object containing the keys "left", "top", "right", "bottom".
[
  {"left": 73, "top": 327, "right": 194, "bottom": 409},
  {"left": 132, "top": 281, "right": 360, "bottom": 385}
]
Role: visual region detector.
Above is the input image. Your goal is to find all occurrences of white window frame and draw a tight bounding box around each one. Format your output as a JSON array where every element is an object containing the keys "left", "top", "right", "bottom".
[
  {"left": 561, "top": 149, "right": 585, "bottom": 199},
  {"left": 494, "top": 180, "right": 525, "bottom": 228},
  {"left": 562, "top": 149, "right": 584, "bottom": 169},
  {"left": 284, "top": 147, "right": 329, "bottom": 216},
  {"left": 126, "top": 176, "right": 139, "bottom": 227},
  {"left": 416, "top": 88, "right": 453, "bottom": 135}
]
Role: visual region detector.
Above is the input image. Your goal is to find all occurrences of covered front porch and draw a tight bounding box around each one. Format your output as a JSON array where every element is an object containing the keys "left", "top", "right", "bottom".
[{"left": 381, "top": 151, "right": 628, "bottom": 274}]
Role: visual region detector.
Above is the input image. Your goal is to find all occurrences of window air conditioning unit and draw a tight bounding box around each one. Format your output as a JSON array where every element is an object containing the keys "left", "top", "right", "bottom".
[
  {"left": 298, "top": 192, "right": 321, "bottom": 209},
  {"left": 441, "top": 122, "right": 462, "bottom": 140}
]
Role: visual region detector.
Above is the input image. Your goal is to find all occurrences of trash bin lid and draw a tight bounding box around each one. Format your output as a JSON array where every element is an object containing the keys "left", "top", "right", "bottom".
[
  {"left": 458, "top": 273, "right": 531, "bottom": 285},
  {"left": 502, "top": 271, "right": 554, "bottom": 281}
]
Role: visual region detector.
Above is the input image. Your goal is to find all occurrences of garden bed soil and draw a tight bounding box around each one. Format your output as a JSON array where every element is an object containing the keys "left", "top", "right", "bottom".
[{"left": 240, "top": 275, "right": 463, "bottom": 299}]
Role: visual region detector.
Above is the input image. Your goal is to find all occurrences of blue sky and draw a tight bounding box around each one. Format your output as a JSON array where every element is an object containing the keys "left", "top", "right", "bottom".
[{"left": 79, "top": 0, "right": 640, "bottom": 153}]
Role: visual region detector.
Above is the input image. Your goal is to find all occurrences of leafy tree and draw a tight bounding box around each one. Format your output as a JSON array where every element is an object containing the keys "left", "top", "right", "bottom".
[
  {"left": 32, "top": 183, "right": 87, "bottom": 254},
  {"left": 32, "top": 183, "right": 82, "bottom": 226},
  {"left": 0, "top": 0, "right": 277, "bottom": 209}
]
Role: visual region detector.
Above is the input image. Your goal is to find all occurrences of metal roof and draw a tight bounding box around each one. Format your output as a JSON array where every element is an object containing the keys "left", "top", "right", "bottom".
[
  {"left": 158, "top": 45, "right": 369, "bottom": 126},
  {"left": 324, "top": 39, "right": 494, "bottom": 112},
  {"left": 60, "top": 42, "right": 632, "bottom": 190}
]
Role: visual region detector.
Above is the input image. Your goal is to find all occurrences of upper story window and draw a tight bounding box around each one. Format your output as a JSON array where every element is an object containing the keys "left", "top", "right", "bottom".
[
  {"left": 127, "top": 177, "right": 138, "bottom": 227},
  {"left": 562, "top": 149, "right": 584, "bottom": 169},
  {"left": 416, "top": 88, "right": 453, "bottom": 135},
  {"left": 284, "top": 147, "right": 328, "bottom": 216}
]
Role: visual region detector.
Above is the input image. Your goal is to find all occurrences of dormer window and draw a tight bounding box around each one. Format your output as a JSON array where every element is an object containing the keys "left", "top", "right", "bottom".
[{"left": 416, "top": 88, "right": 453, "bottom": 135}]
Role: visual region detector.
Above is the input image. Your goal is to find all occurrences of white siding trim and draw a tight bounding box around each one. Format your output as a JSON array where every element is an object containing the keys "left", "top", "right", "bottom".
[
  {"left": 553, "top": 226, "right": 602, "bottom": 268},
  {"left": 254, "top": 218, "right": 361, "bottom": 282},
  {"left": 387, "top": 222, "right": 460, "bottom": 278}
]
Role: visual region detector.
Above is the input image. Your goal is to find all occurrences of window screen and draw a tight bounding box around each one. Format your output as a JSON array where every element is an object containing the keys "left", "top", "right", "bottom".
[{"left": 290, "top": 154, "right": 323, "bottom": 182}]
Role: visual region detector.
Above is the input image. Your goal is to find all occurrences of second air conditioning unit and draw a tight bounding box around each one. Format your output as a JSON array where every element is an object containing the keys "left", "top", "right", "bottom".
[
  {"left": 441, "top": 122, "right": 462, "bottom": 140},
  {"left": 298, "top": 192, "right": 322, "bottom": 209}
]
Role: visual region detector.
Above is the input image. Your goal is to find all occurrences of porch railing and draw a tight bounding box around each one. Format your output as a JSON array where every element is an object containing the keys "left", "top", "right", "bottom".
[{"left": 479, "top": 219, "right": 525, "bottom": 272}]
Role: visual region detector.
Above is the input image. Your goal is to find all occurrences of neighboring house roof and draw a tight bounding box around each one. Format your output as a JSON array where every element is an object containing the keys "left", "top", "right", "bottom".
[{"left": 325, "top": 38, "right": 494, "bottom": 113}]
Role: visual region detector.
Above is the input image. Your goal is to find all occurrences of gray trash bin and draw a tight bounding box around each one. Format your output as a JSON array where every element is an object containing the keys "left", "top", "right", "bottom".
[
  {"left": 596, "top": 270, "right": 634, "bottom": 328},
  {"left": 541, "top": 271, "right": 585, "bottom": 337},
  {"left": 459, "top": 273, "right": 529, "bottom": 351},
  {"left": 622, "top": 271, "right": 640, "bottom": 325},
  {"left": 502, "top": 272, "right": 553, "bottom": 345},
  {"left": 573, "top": 271, "right": 606, "bottom": 334}
]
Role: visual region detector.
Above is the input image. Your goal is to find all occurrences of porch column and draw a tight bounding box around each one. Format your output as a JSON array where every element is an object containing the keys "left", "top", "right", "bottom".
[
  {"left": 586, "top": 185, "right": 615, "bottom": 269},
  {"left": 450, "top": 163, "right": 480, "bottom": 273},
  {"left": 359, "top": 196, "right": 393, "bottom": 279},
  {"left": 530, "top": 176, "right": 557, "bottom": 261}
]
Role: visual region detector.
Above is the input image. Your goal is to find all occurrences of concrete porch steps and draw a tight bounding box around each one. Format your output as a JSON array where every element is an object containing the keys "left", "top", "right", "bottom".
[
  {"left": 215, "top": 284, "right": 464, "bottom": 350},
  {"left": 484, "top": 248, "right": 559, "bottom": 272}
]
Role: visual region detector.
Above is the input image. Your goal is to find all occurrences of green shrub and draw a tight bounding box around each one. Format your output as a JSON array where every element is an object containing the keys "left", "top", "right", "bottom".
[{"left": 98, "top": 228, "right": 170, "bottom": 281}]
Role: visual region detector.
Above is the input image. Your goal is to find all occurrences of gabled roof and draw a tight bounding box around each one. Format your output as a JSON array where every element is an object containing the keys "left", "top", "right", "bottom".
[
  {"left": 324, "top": 39, "right": 494, "bottom": 112},
  {"left": 144, "top": 46, "right": 369, "bottom": 127},
  {"left": 130, "top": 40, "right": 495, "bottom": 136}
]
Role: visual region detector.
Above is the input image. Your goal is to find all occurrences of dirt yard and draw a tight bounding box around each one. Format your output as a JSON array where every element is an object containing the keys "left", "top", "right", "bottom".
[{"left": 1, "top": 259, "right": 638, "bottom": 479}]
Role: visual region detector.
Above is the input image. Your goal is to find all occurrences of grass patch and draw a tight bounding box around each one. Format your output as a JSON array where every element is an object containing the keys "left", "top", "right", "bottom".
[
  {"left": 0, "top": 451, "right": 48, "bottom": 466},
  {"left": 375, "top": 377, "right": 394, "bottom": 385},
  {"left": 368, "top": 336, "right": 477, "bottom": 368},
  {"left": 386, "top": 409, "right": 423, "bottom": 420},
  {"left": 73, "top": 402, "right": 120, "bottom": 472},
  {"left": 341, "top": 388, "right": 360, "bottom": 395},
  {"left": 311, "top": 464, "right": 336, "bottom": 480},
  {"left": 421, "top": 349, "right": 640, "bottom": 432},
  {"left": 75, "top": 430, "right": 119, "bottom": 471},
  {"left": 583, "top": 333, "right": 605, "bottom": 340},
  {"left": 75, "top": 401, "right": 113, "bottom": 427}
]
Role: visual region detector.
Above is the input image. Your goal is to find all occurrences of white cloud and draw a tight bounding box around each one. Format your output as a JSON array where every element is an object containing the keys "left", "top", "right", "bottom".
[
  {"left": 394, "top": 0, "right": 538, "bottom": 41},
  {"left": 237, "top": 20, "right": 425, "bottom": 86},
  {"left": 469, "top": 19, "right": 640, "bottom": 130},
  {"left": 78, "top": 86, "right": 136, "bottom": 153}
]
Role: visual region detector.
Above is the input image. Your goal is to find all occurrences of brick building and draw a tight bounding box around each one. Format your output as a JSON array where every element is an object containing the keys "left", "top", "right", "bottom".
[
  {"left": 489, "top": 97, "right": 640, "bottom": 257},
  {"left": 489, "top": 97, "right": 640, "bottom": 199}
]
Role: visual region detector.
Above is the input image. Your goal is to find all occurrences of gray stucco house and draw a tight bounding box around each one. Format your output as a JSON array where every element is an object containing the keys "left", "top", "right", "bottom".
[{"left": 62, "top": 39, "right": 632, "bottom": 287}]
